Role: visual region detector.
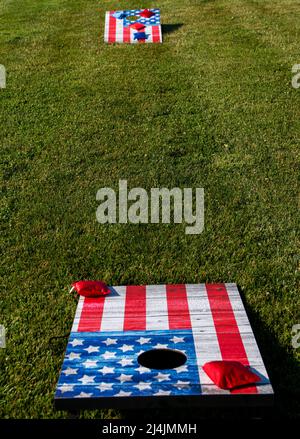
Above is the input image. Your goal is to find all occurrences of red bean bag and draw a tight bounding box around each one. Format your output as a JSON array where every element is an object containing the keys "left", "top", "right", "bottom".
[
  {"left": 71, "top": 280, "right": 110, "bottom": 298},
  {"left": 139, "top": 9, "right": 155, "bottom": 18},
  {"left": 202, "top": 361, "right": 261, "bottom": 390},
  {"left": 130, "top": 22, "right": 146, "bottom": 31}
]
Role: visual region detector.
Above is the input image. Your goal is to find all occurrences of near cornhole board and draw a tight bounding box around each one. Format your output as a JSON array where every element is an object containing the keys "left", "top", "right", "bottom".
[
  {"left": 104, "top": 9, "right": 162, "bottom": 44},
  {"left": 54, "top": 283, "right": 274, "bottom": 409}
]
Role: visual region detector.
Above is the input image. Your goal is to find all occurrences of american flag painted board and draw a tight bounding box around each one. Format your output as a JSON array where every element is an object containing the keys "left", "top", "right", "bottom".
[
  {"left": 104, "top": 9, "right": 162, "bottom": 44},
  {"left": 54, "top": 284, "right": 274, "bottom": 409}
]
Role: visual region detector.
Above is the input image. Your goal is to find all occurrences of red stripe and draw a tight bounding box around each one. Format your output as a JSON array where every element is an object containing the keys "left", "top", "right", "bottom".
[
  {"left": 78, "top": 297, "right": 106, "bottom": 332},
  {"left": 123, "top": 285, "right": 146, "bottom": 330},
  {"left": 206, "top": 284, "right": 257, "bottom": 394},
  {"left": 166, "top": 284, "right": 192, "bottom": 329},
  {"left": 108, "top": 11, "right": 117, "bottom": 43},
  {"left": 152, "top": 25, "right": 161, "bottom": 43},
  {"left": 123, "top": 24, "right": 131, "bottom": 43}
]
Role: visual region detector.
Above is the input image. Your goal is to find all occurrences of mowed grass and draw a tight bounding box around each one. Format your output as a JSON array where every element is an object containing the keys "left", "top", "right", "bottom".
[{"left": 0, "top": 0, "right": 299, "bottom": 419}]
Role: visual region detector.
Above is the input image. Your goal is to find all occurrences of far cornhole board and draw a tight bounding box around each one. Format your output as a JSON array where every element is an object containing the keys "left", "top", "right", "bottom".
[
  {"left": 104, "top": 9, "right": 162, "bottom": 44},
  {"left": 54, "top": 283, "right": 274, "bottom": 409}
]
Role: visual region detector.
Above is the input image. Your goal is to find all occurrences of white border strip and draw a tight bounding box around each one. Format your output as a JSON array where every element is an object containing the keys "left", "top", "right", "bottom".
[{"left": 71, "top": 296, "right": 85, "bottom": 332}]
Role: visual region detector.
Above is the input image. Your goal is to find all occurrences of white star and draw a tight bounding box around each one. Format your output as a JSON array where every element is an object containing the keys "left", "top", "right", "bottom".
[
  {"left": 174, "top": 380, "right": 191, "bottom": 390},
  {"left": 102, "top": 351, "right": 116, "bottom": 360},
  {"left": 117, "top": 374, "right": 133, "bottom": 383},
  {"left": 67, "top": 352, "right": 81, "bottom": 360},
  {"left": 170, "top": 336, "right": 185, "bottom": 344},
  {"left": 118, "top": 358, "right": 134, "bottom": 367},
  {"left": 134, "top": 382, "right": 152, "bottom": 391},
  {"left": 69, "top": 339, "right": 84, "bottom": 347},
  {"left": 115, "top": 390, "right": 132, "bottom": 397},
  {"left": 78, "top": 375, "right": 95, "bottom": 384},
  {"left": 175, "top": 365, "right": 188, "bottom": 373},
  {"left": 102, "top": 338, "right": 118, "bottom": 346},
  {"left": 118, "top": 344, "right": 134, "bottom": 353},
  {"left": 97, "top": 383, "right": 113, "bottom": 392},
  {"left": 99, "top": 366, "right": 115, "bottom": 374},
  {"left": 136, "top": 337, "right": 151, "bottom": 345},
  {"left": 153, "top": 343, "right": 168, "bottom": 349},
  {"left": 62, "top": 367, "right": 78, "bottom": 376},
  {"left": 82, "top": 359, "right": 98, "bottom": 368},
  {"left": 135, "top": 365, "right": 150, "bottom": 374},
  {"left": 154, "top": 372, "right": 170, "bottom": 382},
  {"left": 75, "top": 392, "right": 92, "bottom": 398},
  {"left": 58, "top": 384, "right": 74, "bottom": 393},
  {"left": 84, "top": 346, "right": 99, "bottom": 354},
  {"left": 154, "top": 389, "right": 171, "bottom": 396},
  {"left": 136, "top": 350, "right": 145, "bottom": 356}
]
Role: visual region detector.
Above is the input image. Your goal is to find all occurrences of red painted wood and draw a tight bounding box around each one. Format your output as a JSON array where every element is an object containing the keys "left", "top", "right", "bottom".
[
  {"left": 123, "top": 23, "right": 131, "bottom": 43},
  {"left": 78, "top": 297, "right": 106, "bottom": 332},
  {"left": 123, "top": 285, "right": 146, "bottom": 331},
  {"left": 206, "top": 283, "right": 257, "bottom": 394},
  {"left": 152, "top": 25, "right": 161, "bottom": 43},
  {"left": 108, "top": 11, "right": 117, "bottom": 43}
]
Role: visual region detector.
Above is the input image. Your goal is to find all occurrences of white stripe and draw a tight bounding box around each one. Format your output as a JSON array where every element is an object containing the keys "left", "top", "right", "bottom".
[
  {"left": 146, "top": 25, "right": 153, "bottom": 43},
  {"left": 100, "top": 286, "right": 127, "bottom": 331},
  {"left": 115, "top": 17, "right": 124, "bottom": 43},
  {"left": 130, "top": 27, "right": 136, "bottom": 44},
  {"left": 146, "top": 284, "right": 169, "bottom": 330},
  {"left": 186, "top": 284, "right": 229, "bottom": 394},
  {"left": 71, "top": 296, "right": 85, "bottom": 332},
  {"left": 225, "top": 283, "right": 274, "bottom": 394},
  {"left": 104, "top": 12, "right": 110, "bottom": 42}
]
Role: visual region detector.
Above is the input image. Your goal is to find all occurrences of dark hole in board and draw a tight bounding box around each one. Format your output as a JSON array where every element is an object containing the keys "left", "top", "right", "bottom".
[{"left": 138, "top": 349, "right": 187, "bottom": 370}]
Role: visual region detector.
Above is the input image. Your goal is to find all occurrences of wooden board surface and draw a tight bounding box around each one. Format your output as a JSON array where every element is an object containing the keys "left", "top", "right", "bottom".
[
  {"left": 54, "top": 283, "right": 274, "bottom": 409},
  {"left": 104, "top": 9, "right": 162, "bottom": 44}
]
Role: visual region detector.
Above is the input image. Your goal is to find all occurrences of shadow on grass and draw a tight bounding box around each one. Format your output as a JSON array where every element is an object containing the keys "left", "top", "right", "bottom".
[
  {"left": 162, "top": 24, "right": 183, "bottom": 35},
  {"left": 237, "top": 287, "right": 300, "bottom": 420}
]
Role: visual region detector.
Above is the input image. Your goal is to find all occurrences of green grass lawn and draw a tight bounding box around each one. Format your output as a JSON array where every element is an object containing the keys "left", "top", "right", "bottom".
[{"left": 0, "top": 0, "right": 299, "bottom": 419}]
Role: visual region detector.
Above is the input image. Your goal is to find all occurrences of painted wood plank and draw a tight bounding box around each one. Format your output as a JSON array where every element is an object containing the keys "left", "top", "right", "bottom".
[
  {"left": 146, "top": 284, "right": 169, "bottom": 330},
  {"left": 55, "top": 283, "right": 274, "bottom": 409}
]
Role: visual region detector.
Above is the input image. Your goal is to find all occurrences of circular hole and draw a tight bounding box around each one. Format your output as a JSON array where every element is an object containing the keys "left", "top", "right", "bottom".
[
  {"left": 127, "top": 15, "right": 139, "bottom": 22},
  {"left": 138, "top": 349, "right": 187, "bottom": 370}
]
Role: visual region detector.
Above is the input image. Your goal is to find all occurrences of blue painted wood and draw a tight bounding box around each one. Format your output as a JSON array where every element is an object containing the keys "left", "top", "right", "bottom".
[{"left": 55, "top": 329, "right": 200, "bottom": 401}]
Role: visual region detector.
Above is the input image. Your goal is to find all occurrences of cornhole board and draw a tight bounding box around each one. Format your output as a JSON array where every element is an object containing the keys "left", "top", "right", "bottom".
[
  {"left": 104, "top": 9, "right": 162, "bottom": 44},
  {"left": 54, "top": 283, "right": 274, "bottom": 409}
]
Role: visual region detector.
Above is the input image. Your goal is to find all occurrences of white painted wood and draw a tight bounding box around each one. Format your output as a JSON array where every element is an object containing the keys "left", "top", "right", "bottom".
[
  {"left": 104, "top": 12, "right": 110, "bottom": 43},
  {"left": 146, "top": 284, "right": 169, "bottom": 330},
  {"left": 186, "top": 284, "right": 229, "bottom": 394},
  {"left": 71, "top": 296, "right": 84, "bottom": 332},
  {"left": 100, "top": 286, "right": 127, "bottom": 331}
]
